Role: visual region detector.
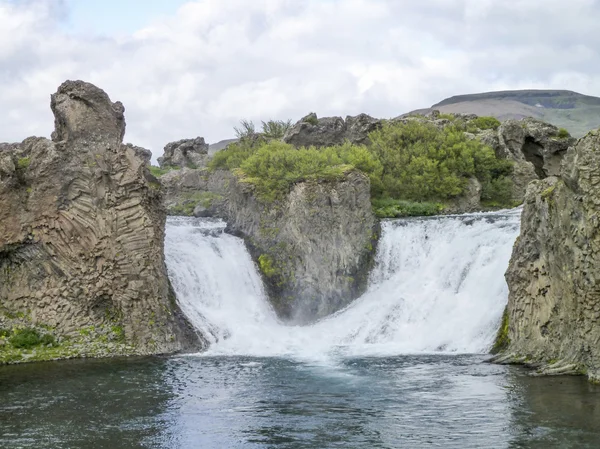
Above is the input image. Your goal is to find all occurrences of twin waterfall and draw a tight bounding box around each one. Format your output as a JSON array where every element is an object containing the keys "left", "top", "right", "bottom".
[{"left": 165, "top": 211, "right": 520, "bottom": 358}]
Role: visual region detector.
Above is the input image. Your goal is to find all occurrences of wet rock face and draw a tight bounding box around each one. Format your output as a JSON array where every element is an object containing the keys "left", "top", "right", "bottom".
[
  {"left": 499, "top": 129, "right": 600, "bottom": 382},
  {"left": 0, "top": 80, "right": 200, "bottom": 356},
  {"left": 283, "top": 113, "right": 382, "bottom": 148},
  {"left": 158, "top": 137, "right": 209, "bottom": 168}
]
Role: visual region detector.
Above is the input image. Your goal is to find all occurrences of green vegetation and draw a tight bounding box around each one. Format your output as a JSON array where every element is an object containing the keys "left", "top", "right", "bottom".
[
  {"left": 437, "top": 113, "right": 456, "bottom": 121},
  {"left": 209, "top": 118, "right": 514, "bottom": 214},
  {"left": 16, "top": 157, "right": 30, "bottom": 170},
  {"left": 304, "top": 114, "right": 319, "bottom": 126},
  {"left": 557, "top": 128, "right": 571, "bottom": 139},
  {"left": 369, "top": 120, "right": 513, "bottom": 205},
  {"left": 149, "top": 165, "right": 177, "bottom": 177},
  {"left": 372, "top": 198, "right": 442, "bottom": 218},
  {"left": 9, "top": 328, "right": 55, "bottom": 349},
  {"left": 170, "top": 192, "right": 223, "bottom": 216},
  {"left": 234, "top": 119, "right": 257, "bottom": 139},
  {"left": 491, "top": 308, "right": 510, "bottom": 354},
  {"left": 261, "top": 119, "right": 292, "bottom": 139},
  {"left": 258, "top": 254, "right": 278, "bottom": 278},
  {"left": 469, "top": 116, "right": 501, "bottom": 131}
]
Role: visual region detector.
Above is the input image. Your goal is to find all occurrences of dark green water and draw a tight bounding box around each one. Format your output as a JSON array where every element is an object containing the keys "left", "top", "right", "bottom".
[{"left": 1, "top": 355, "right": 600, "bottom": 448}]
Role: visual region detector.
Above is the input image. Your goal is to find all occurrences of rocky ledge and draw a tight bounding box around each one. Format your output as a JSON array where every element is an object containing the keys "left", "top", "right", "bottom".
[
  {"left": 0, "top": 80, "right": 201, "bottom": 364},
  {"left": 491, "top": 128, "right": 600, "bottom": 382}
]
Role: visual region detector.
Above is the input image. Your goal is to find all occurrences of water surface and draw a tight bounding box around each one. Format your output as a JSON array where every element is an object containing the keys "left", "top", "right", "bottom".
[{"left": 2, "top": 355, "right": 600, "bottom": 448}]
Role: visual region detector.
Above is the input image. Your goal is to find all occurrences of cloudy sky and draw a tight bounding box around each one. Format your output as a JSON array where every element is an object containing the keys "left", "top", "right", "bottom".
[{"left": 2, "top": 0, "right": 600, "bottom": 160}]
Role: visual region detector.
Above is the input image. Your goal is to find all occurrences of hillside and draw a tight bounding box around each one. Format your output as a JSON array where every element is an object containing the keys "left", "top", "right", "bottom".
[{"left": 414, "top": 90, "right": 600, "bottom": 137}]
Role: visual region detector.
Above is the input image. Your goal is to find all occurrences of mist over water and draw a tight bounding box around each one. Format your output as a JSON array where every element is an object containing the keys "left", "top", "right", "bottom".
[{"left": 165, "top": 210, "right": 520, "bottom": 359}]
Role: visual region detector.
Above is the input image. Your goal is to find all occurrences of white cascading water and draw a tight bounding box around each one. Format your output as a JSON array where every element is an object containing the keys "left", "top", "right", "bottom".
[{"left": 165, "top": 210, "right": 520, "bottom": 358}]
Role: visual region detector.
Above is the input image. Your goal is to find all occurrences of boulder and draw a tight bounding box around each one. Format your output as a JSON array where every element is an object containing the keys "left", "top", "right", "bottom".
[
  {"left": 283, "top": 113, "right": 382, "bottom": 148},
  {"left": 158, "top": 137, "right": 209, "bottom": 169}
]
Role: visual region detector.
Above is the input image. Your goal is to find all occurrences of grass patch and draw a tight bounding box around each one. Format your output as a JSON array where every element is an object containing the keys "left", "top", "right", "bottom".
[
  {"left": 372, "top": 198, "right": 443, "bottom": 218},
  {"left": 149, "top": 165, "right": 178, "bottom": 177},
  {"left": 557, "top": 127, "right": 571, "bottom": 139}
]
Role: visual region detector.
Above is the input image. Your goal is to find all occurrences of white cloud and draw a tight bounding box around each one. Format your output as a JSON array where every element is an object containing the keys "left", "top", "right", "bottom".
[{"left": 1, "top": 0, "right": 599, "bottom": 161}]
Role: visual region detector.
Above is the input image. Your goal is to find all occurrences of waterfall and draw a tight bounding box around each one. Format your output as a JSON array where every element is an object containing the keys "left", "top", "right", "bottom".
[{"left": 164, "top": 210, "right": 520, "bottom": 358}]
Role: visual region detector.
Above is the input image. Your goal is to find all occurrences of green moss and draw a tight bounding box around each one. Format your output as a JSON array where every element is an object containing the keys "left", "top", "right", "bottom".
[
  {"left": 490, "top": 308, "right": 510, "bottom": 354},
  {"left": 16, "top": 157, "right": 30, "bottom": 170},
  {"left": 557, "top": 128, "right": 571, "bottom": 139},
  {"left": 541, "top": 184, "right": 556, "bottom": 199},
  {"left": 258, "top": 254, "right": 278, "bottom": 278}
]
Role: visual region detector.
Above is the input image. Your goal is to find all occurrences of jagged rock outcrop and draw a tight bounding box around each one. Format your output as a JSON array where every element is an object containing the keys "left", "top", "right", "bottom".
[
  {"left": 283, "top": 113, "right": 382, "bottom": 147},
  {"left": 157, "top": 137, "right": 209, "bottom": 169},
  {"left": 493, "top": 129, "right": 600, "bottom": 382},
  {"left": 478, "top": 118, "right": 576, "bottom": 201},
  {"left": 216, "top": 170, "right": 378, "bottom": 323},
  {"left": 0, "top": 80, "right": 200, "bottom": 361}
]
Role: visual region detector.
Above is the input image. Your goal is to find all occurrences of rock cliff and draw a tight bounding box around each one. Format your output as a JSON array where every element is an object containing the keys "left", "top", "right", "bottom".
[
  {"left": 217, "top": 170, "right": 378, "bottom": 323},
  {"left": 0, "top": 80, "right": 200, "bottom": 363},
  {"left": 492, "top": 129, "right": 600, "bottom": 382}
]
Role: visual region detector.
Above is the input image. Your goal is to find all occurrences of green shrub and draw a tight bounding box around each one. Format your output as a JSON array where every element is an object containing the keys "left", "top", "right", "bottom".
[
  {"left": 437, "top": 113, "right": 456, "bottom": 121},
  {"left": 368, "top": 120, "right": 513, "bottom": 205},
  {"left": 557, "top": 128, "right": 571, "bottom": 139},
  {"left": 17, "top": 157, "right": 30, "bottom": 170},
  {"left": 470, "top": 116, "right": 501, "bottom": 131},
  {"left": 372, "top": 198, "right": 443, "bottom": 218},
  {"left": 261, "top": 120, "right": 292, "bottom": 139},
  {"left": 9, "top": 328, "right": 55, "bottom": 349},
  {"left": 234, "top": 119, "right": 256, "bottom": 139},
  {"left": 304, "top": 114, "right": 319, "bottom": 126}
]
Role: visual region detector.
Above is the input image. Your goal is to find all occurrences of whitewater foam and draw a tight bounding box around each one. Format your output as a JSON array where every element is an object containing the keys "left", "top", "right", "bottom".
[{"left": 165, "top": 210, "right": 520, "bottom": 359}]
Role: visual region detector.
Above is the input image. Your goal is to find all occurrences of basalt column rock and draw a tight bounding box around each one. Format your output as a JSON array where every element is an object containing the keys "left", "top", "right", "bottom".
[
  {"left": 0, "top": 80, "right": 200, "bottom": 357},
  {"left": 494, "top": 129, "right": 600, "bottom": 382}
]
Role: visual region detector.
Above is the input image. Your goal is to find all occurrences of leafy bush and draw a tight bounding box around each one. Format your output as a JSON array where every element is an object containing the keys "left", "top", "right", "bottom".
[
  {"left": 9, "top": 328, "right": 55, "bottom": 349},
  {"left": 211, "top": 118, "right": 514, "bottom": 213},
  {"left": 557, "top": 127, "right": 571, "bottom": 139},
  {"left": 437, "top": 113, "right": 456, "bottom": 121},
  {"left": 470, "top": 116, "right": 501, "bottom": 131},
  {"left": 234, "top": 119, "right": 256, "bottom": 139},
  {"left": 261, "top": 120, "right": 292, "bottom": 139},
  {"left": 368, "top": 120, "right": 512, "bottom": 204}
]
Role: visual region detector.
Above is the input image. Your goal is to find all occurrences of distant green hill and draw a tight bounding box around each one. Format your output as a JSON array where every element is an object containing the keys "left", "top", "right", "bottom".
[{"left": 416, "top": 90, "right": 600, "bottom": 137}]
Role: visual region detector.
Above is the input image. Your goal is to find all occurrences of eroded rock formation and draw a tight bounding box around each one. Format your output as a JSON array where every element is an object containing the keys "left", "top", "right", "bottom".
[
  {"left": 217, "top": 170, "right": 378, "bottom": 323},
  {"left": 283, "top": 113, "right": 382, "bottom": 147},
  {"left": 493, "top": 129, "right": 600, "bottom": 382},
  {"left": 478, "top": 117, "right": 576, "bottom": 201},
  {"left": 0, "top": 80, "right": 200, "bottom": 359},
  {"left": 157, "top": 137, "right": 209, "bottom": 169}
]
